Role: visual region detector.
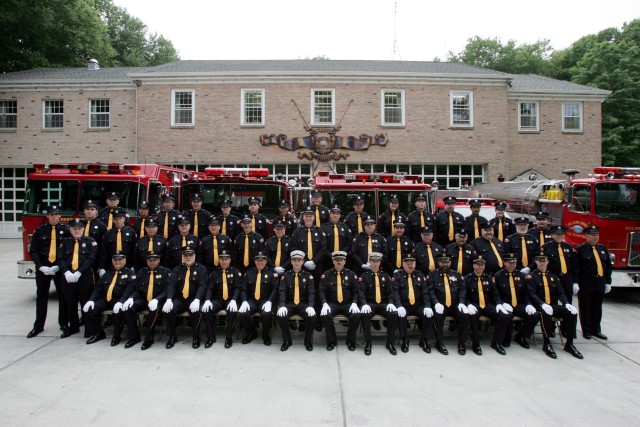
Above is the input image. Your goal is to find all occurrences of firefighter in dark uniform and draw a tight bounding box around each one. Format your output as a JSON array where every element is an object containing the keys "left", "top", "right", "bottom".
[
  {"left": 415, "top": 227, "right": 444, "bottom": 276},
  {"left": 320, "top": 205, "right": 352, "bottom": 269},
  {"left": 343, "top": 195, "right": 369, "bottom": 237},
  {"left": 202, "top": 250, "right": 243, "bottom": 349},
  {"left": 132, "top": 201, "right": 151, "bottom": 239},
  {"left": 27, "top": 205, "right": 70, "bottom": 338},
  {"left": 435, "top": 196, "right": 465, "bottom": 246},
  {"left": 166, "top": 217, "right": 199, "bottom": 269},
  {"left": 161, "top": 245, "right": 208, "bottom": 349},
  {"left": 445, "top": 229, "right": 475, "bottom": 276},
  {"left": 470, "top": 222, "right": 506, "bottom": 274},
  {"left": 276, "top": 199, "right": 298, "bottom": 236},
  {"left": 265, "top": 219, "right": 292, "bottom": 275},
  {"left": 493, "top": 253, "right": 539, "bottom": 349},
  {"left": 133, "top": 218, "right": 166, "bottom": 270},
  {"left": 234, "top": 214, "right": 265, "bottom": 272},
  {"left": 239, "top": 251, "right": 279, "bottom": 346},
  {"left": 156, "top": 194, "right": 182, "bottom": 240},
  {"left": 527, "top": 211, "right": 553, "bottom": 247},
  {"left": 303, "top": 189, "right": 330, "bottom": 227},
  {"left": 428, "top": 253, "right": 471, "bottom": 356},
  {"left": 218, "top": 198, "right": 240, "bottom": 239},
  {"left": 183, "top": 193, "right": 213, "bottom": 239},
  {"left": 527, "top": 252, "right": 583, "bottom": 359},
  {"left": 358, "top": 252, "right": 400, "bottom": 356},
  {"left": 575, "top": 225, "right": 613, "bottom": 340},
  {"left": 407, "top": 193, "right": 435, "bottom": 243},
  {"left": 198, "top": 216, "right": 233, "bottom": 274},
  {"left": 291, "top": 206, "right": 327, "bottom": 278},
  {"left": 544, "top": 225, "right": 578, "bottom": 304},
  {"left": 394, "top": 254, "right": 433, "bottom": 353},
  {"left": 99, "top": 208, "right": 137, "bottom": 275},
  {"left": 377, "top": 194, "right": 408, "bottom": 238},
  {"left": 490, "top": 201, "right": 515, "bottom": 242},
  {"left": 125, "top": 252, "right": 171, "bottom": 350},
  {"left": 504, "top": 217, "right": 539, "bottom": 272},
  {"left": 464, "top": 199, "right": 489, "bottom": 240},
  {"left": 82, "top": 251, "right": 136, "bottom": 345},
  {"left": 276, "top": 250, "right": 317, "bottom": 351},
  {"left": 463, "top": 255, "right": 512, "bottom": 355},
  {"left": 319, "top": 251, "right": 361, "bottom": 351},
  {"left": 98, "top": 191, "right": 126, "bottom": 230},
  {"left": 58, "top": 219, "right": 98, "bottom": 338},
  {"left": 351, "top": 215, "right": 387, "bottom": 275},
  {"left": 247, "top": 196, "right": 270, "bottom": 239},
  {"left": 385, "top": 221, "right": 415, "bottom": 274},
  {"left": 82, "top": 199, "right": 107, "bottom": 273}
]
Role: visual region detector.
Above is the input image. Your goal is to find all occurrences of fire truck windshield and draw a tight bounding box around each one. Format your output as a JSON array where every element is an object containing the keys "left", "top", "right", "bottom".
[
  {"left": 315, "top": 190, "right": 431, "bottom": 218},
  {"left": 23, "top": 180, "right": 146, "bottom": 217},
  {"left": 182, "top": 183, "right": 285, "bottom": 219},
  {"left": 595, "top": 183, "right": 640, "bottom": 219}
]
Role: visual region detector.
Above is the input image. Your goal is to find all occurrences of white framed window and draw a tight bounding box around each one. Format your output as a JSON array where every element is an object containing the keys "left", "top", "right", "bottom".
[
  {"left": 563, "top": 102, "right": 582, "bottom": 132},
  {"left": 241, "top": 89, "right": 265, "bottom": 126},
  {"left": 171, "top": 89, "right": 195, "bottom": 126},
  {"left": 381, "top": 90, "right": 405, "bottom": 126},
  {"left": 89, "top": 99, "right": 110, "bottom": 129},
  {"left": 450, "top": 91, "right": 473, "bottom": 127},
  {"left": 0, "top": 100, "right": 17, "bottom": 129},
  {"left": 43, "top": 100, "right": 63, "bottom": 129},
  {"left": 311, "top": 88, "right": 335, "bottom": 126},
  {"left": 518, "top": 101, "right": 539, "bottom": 131}
]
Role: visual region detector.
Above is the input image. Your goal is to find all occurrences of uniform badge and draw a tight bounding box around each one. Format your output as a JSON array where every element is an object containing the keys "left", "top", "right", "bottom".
[
  {"left": 126, "top": 233, "right": 130, "bottom": 236},
  {"left": 94, "top": 225, "right": 98, "bottom": 229},
  {"left": 193, "top": 272, "right": 197, "bottom": 276},
  {"left": 82, "top": 243, "right": 86, "bottom": 247},
  {"left": 302, "top": 278, "right": 306, "bottom": 283},
  {"left": 156, "top": 274, "right": 162, "bottom": 279},
  {"left": 450, "top": 277, "right": 457, "bottom": 282},
  {"left": 321, "top": 274, "right": 326, "bottom": 279},
  {"left": 92, "top": 241, "right": 97, "bottom": 246},
  {"left": 122, "top": 274, "right": 128, "bottom": 279}
]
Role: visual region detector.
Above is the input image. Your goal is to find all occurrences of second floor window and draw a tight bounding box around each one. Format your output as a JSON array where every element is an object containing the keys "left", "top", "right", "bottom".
[
  {"left": 312, "top": 89, "right": 335, "bottom": 126},
  {"left": 519, "top": 101, "right": 539, "bottom": 131},
  {"left": 43, "top": 100, "right": 63, "bottom": 129},
  {"left": 382, "top": 90, "right": 405, "bottom": 126},
  {"left": 171, "top": 89, "right": 195, "bottom": 126},
  {"left": 563, "top": 102, "right": 582, "bottom": 132},
  {"left": 241, "top": 89, "right": 265, "bottom": 125},
  {"left": 450, "top": 91, "right": 473, "bottom": 127},
  {"left": 0, "top": 100, "right": 17, "bottom": 129},
  {"left": 90, "top": 99, "right": 110, "bottom": 128}
]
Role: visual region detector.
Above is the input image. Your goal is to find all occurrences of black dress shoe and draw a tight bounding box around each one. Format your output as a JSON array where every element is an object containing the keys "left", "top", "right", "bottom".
[
  {"left": 364, "top": 341, "right": 372, "bottom": 356},
  {"left": 457, "top": 343, "right": 466, "bottom": 355},
  {"left": 166, "top": 335, "right": 178, "bottom": 349},
  {"left": 61, "top": 329, "right": 79, "bottom": 338},
  {"left": 242, "top": 332, "right": 257, "bottom": 344},
  {"left": 491, "top": 342, "right": 506, "bottom": 355},
  {"left": 86, "top": 332, "right": 106, "bottom": 345},
  {"left": 326, "top": 342, "right": 336, "bottom": 351},
  {"left": 27, "top": 328, "right": 44, "bottom": 338},
  {"left": 419, "top": 338, "right": 431, "bottom": 354},
  {"left": 262, "top": 335, "right": 271, "bottom": 346},
  {"left": 514, "top": 335, "right": 530, "bottom": 349},
  {"left": 583, "top": 332, "right": 592, "bottom": 340},
  {"left": 125, "top": 338, "right": 141, "bottom": 349},
  {"left": 401, "top": 338, "right": 409, "bottom": 353},
  {"left": 593, "top": 332, "right": 608, "bottom": 340},
  {"left": 472, "top": 344, "right": 482, "bottom": 356},
  {"left": 502, "top": 340, "right": 511, "bottom": 348},
  {"left": 385, "top": 342, "right": 397, "bottom": 355},
  {"left": 280, "top": 339, "right": 292, "bottom": 351},
  {"left": 224, "top": 338, "right": 233, "bottom": 349},
  {"left": 192, "top": 336, "right": 201, "bottom": 349},
  {"left": 84, "top": 331, "right": 91, "bottom": 338},
  {"left": 543, "top": 343, "right": 557, "bottom": 359},
  {"left": 60, "top": 325, "right": 70, "bottom": 333},
  {"left": 111, "top": 336, "right": 121, "bottom": 347},
  {"left": 436, "top": 341, "right": 449, "bottom": 355},
  {"left": 141, "top": 339, "right": 154, "bottom": 350},
  {"left": 205, "top": 337, "right": 216, "bottom": 348},
  {"left": 564, "top": 344, "right": 584, "bottom": 359},
  {"left": 346, "top": 341, "right": 356, "bottom": 351},
  {"left": 305, "top": 341, "right": 313, "bottom": 351}
]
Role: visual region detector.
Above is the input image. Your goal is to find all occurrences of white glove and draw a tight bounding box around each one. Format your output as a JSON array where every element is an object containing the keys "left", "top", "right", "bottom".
[
  {"left": 541, "top": 303, "right": 553, "bottom": 316},
  {"left": 189, "top": 299, "right": 200, "bottom": 313},
  {"left": 304, "top": 260, "right": 316, "bottom": 270},
  {"left": 64, "top": 271, "right": 75, "bottom": 283},
  {"left": 502, "top": 303, "right": 514, "bottom": 313},
  {"left": 83, "top": 301, "right": 94, "bottom": 312},
  {"left": 202, "top": 300, "right": 213, "bottom": 313},
  {"left": 122, "top": 298, "right": 134, "bottom": 311},
  {"left": 277, "top": 307, "right": 288, "bottom": 317},
  {"left": 525, "top": 304, "right": 536, "bottom": 315},
  {"left": 496, "top": 304, "right": 508, "bottom": 315},
  {"left": 361, "top": 304, "right": 372, "bottom": 314},
  {"left": 39, "top": 266, "right": 52, "bottom": 275},
  {"left": 565, "top": 303, "right": 578, "bottom": 315},
  {"left": 467, "top": 304, "right": 478, "bottom": 315},
  {"left": 162, "top": 299, "right": 174, "bottom": 313},
  {"left": 320, "top": 303, "right": 331, "bottom": 316},
  {"left": 349, "top": 303, "right": 360, "bottom": 314},
  {"left": 458, "top": 303, "right": 469, "bottom": 314},
  {"left": 72, "top": 271, "right": 81, "bottom": 282},
  {"left": 520, "top": 267, "right": 531, "bottom": 275},
  {"left": 573, "top": 283, "right": 580, "bottom": 295},
  {"left": 113, "top": 302, "right": 123, "bottom": 314},
  {"left": 226, "top": 300, "right": 238, "bottom": 312},
  {"left": 239, "top": 301, "right": 250, "bottom": 313},
  {"left": 49, "top": 266, "right": 59, "bottom": 274},
  {"left": 397, "top": 307, "right": 407, "bottom": 317},
  {"left": 361, "top": 263, "right": 371, "bottom": 271},
  {"left": 423, "top": 307, "right": 434, "bottom": 318},
  {"left": 261, "top": 301, "right": 272, "bottom": 312},
  {"left": 274, "top": 266, "right": 285, "bottom": 275},
  {"left": 435, "top": 303, "right": 444, "bottom": 314},
  {"left": 605, "top": 284, "right": 612, "bottom": 294},
  {"left": 148, "top": 299, "right": 158, "bottom": 311},
  {"left": 386, "top": 304, "right": 397, "bottom": 312},
  {"left": 305, "top": 307, "right": 316, "bottom": 316},
  {"left": 98, "top": 268, "right": 106, "bottom": 278}
]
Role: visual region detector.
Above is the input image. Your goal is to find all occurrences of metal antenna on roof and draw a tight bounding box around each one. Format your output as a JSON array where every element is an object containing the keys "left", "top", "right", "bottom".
[{"left": 391, "top": 1, "right": 402, "bottom": 60}]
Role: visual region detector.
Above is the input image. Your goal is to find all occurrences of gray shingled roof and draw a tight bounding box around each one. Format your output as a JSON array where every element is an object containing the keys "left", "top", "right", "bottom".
[
  {"left": 0, "top": 66, "right": 148, "bottom": 81},
  {"left": 509, "top": 74, "right": 611, "bottom": 95}
]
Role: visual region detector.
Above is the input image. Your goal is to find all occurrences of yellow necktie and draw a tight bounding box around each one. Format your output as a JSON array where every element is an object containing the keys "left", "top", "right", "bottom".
[
  {"left": 474, "top": 218, "right": 479, "bottom": 238},
  {"left": 71, "top": 239, "right": 79, "bottom": 270},
  {"left": 396, "top": 239, "right": 402, "bottom": 269},
  {"left": 559, "top": 244, "right": 567, "bottom": 274},
  {"left": 182, "top": 236, "right": 186, "bottom": 247},
  {"left": 307, "top": 229, "right": 313, "bottom": 260},
  {"left": 147, "top": 270, "right": 155, "bottom": 302},
  {"left": 251, "top": 215, "right": 256, "bottom": 233},
  {"left": 148, "top": 236, "right": 153, "bottom": 252},
  {"left": 163, "top": 212, "right": 169, "bottom": 238},
  {"left": 315, "top": 207, "right": 321, "bottom": 227},
  {"left": 107, "top": 212, "right": 113, "bottom": 230},
  {"left": 408, "top": 274, "right": 415, "bottom": 305},
  {"left": 254, "top": 271, "right": 262, "bottom": 300},
  {"left": 333, "top": 225, "right": 340, "bottom": 252},
  {"left": 337, "top": 271, "right": 343, "bottom": 303},
  {"left": 294, "top": 273, "right": 300, "bottom": 304},
  {"left": 84, "top": 220, "right": 91, "bottom": 237},
  {"left": 490, "top": 240, "right": 504, "bottom": 267},
  {"left": 213, "top": 237, "right": 219, "bottom": 266},
  {"left": 357, "top": 215, "right": 363, "bottom": 234},
  {"left": 427, "top": 245, "right": 435, "bottom": 271},
  {"left": 182, "top": 266, "right": 190, "bottom": 299},
  {"left": 420, "top": 213, "right": 425, "bottom": 228},
  {"left": 367, "top": 235, "right": 373, "bottom": 255},
  {"left": 222, "top": 217, "right": 227, "bottom": 235},
  {"left": 539, "top": 231, "right": 545, "bottom": 246},
  {"left": 140, "top": 219, "right": 145, "bottom": 238},
  {"left": 275, "top": 238, "right": 282, "bottom": 267},
  {"left": 106, "top": 271, "right": 118, "bottom": 301},
  {"left": 509, "top": 273, "right": 517, "bottom": 307},
  {"left": 116, "top": 229, "right": 122, "bottom": 252},
  {"left": 444, "top": 274, "right": 451, "bottom": 307},
  {"left": 521, "top": 237, "right": 529, "bottom": 267},
  {"left": 457, "top": 246, "right": 464, "bottom": 273},
  {"left": 244, "top": 235, "right": 250, "bottom": 267},
  {"left": 391, "top": 212, "right": 396, "bottom": 230},
  {"left": 48, "top": 225, "right": 57, "bottom": 263},
  {"left": 477, "top": 276, "right": 485, "bottom": 309},
  {"left": 542, "top": 273, "right": 550, "bottom": 304},
  {"left": 593, "top": 246, "right": 604, "bottom": 276},
  {"left": 374, "top": 272, "right": 381, "bottom": 303},
  {"left": 222, "top": 269, "right": 228, "bottom": 300},
  {"left": 497, "top": 219, "right": 503, "bottom": 241},
  {"left": 448, "top": 213, "right": 454, "bottom": 241},
  {"left": 193, "top": 214, "right": 198, "bottom": 238}
]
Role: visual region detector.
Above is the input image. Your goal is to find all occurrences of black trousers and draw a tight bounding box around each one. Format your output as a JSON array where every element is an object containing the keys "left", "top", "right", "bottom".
[
  {"left": 361, "top": 303, "right": 398, "bottom": 343},
  {"left": 277, "top": 304, "right": 316, "bottom": 343},
  {"left": 85, "top": 299, "right": 124, "bottom": 338},
  {"left": 398, "top": 304, "right": 433, "bottom": 341},
  {"left": 203, "top": 299, "right": 238, "bottom": 340},
  {"left": 578, "top": 280, "right": 605, "bottom": 335},
  {"left": 164, "top": 298, "right": 202, "bottom": 338},
  {"left": 125, "top": 300, "right": 162, "bottom": 341},
  {"left": 239, "top": 300, "right": 274, "bottom": 337},
  {"left": 34, "top": 270, "right": 68, "bottom": 330},
  {"left": 321, "top": 303, "right": 361, "bottom": 344},
  {"left": 539, "top": 304, "right": 577, "bottom": 345},
  {"left": 468, "top": 304, "right": 512, "bottom": 345},
  {"left": 505, "top": 305, "right": 539, "bottom": 340},
  {"left": 434, "top": 306, "right": 470, "bottom": 344},
  {"left": 61, "top": 272, "right": 94, "bottom": 332}
]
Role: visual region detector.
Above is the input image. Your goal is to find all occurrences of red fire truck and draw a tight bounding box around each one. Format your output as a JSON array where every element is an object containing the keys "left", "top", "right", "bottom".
[
  {"left": 471, "top": 167, "right": 640, "bottom": 287},
  {"left": 18, "top": 163, "right": 196, "bottom": 278}
]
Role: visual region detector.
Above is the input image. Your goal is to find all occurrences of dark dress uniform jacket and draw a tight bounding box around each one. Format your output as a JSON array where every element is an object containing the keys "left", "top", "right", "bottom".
[
  {"left": 58, "top": 236, "right": 98, "bottom": 275},
  {"left": 319, "top": 268, "right": 359, "bottom": 305},
  {"left": 527, "top": 227, "right": 553, "bottom": 247},
  {"left": 386, "top": 235, "right": 415, "bottom": 271},
  {"left": 464, "top": 214, "right": 489, "bottom": 240},
  {"left": 344, "top": 211, "right": 369, "bottom": 237},
  {"left": 134, "top": 265, "right": 171, "bottom": 302},
  {"left": 217, "top": 214, "right": 240, "bottom": 239},
  {"left": 198, "top": 233, "right": 234, "bottom": 272},
  {"left": 377, "top": 209, "right": 408, "bottom": 238},
  {"left": 100, "top": 226, "right": 137, "bottom": 269},
  {"left": 30, "top": 222, "right": 70, "bottom": 268},
  {"left": 243, "top": 267, "right": 279, "bottom": 303},
  {"left": 493, "top": 269, "right": 530, "bottom": 307},
  {"left": 358, "top": 270, "right": 399, "bottom": 305},
  {"left": 167, "top": 262, "right": 208, "bottom": 301},
  {"left": 393, "top": 270, "right": 429, "bottom": 308},
  {"left": 249, "top": 213, "right": 270, "bottom": 239},
  {"left": 574, "top": 242, "right": 612, "bottom": 285},
  {"left": 276, "top": 212, "right": 298, "bottom": 236},
  {"left": 132, "top": 216, "right": 151, "bottom": 239},
  {"left": 527, "top": 269, "right": 568, "bottom": 306},
  {"left": 279, "top": 270, "right": 315, "bottom": 306},
  {"left": 291, "top": 226, "right": 327, "bottom": 265},
  {"left": 463, "top": 273, "right": 503, "bottom": 307},
  {"left": 490, "top": 216, "right": 515, "bottom": 241},
  {"left": 300, "top": 205, "right": 330, "bottom": 227},
  {"left": 206, "top": 267, "right": 243, "bottom": 302},
  {"left": 157, "top": 209, "right": 183, "bottom": 239},
  {"left": 407, "top": 210, "right": 436, "bottom": 243},
  {"left": 435, "top": 210, "right": 464, "bottom": 245},
  {"left": 470, "top": 237, "right": 506, "bottom": 273},
  {"left": 182, "top": 209, "right": 213, "bottom": 239},
  {"left": 427, "top": 269, "right": 466, "bottom": 307},
  {"left": 320, "top": 222, "right": 353, "bottom": 254},
  {"left": 134, "top": 235, "right": 167, "bottom": 270},
  {"left": 90, "top": 267, "right": 136, "bottom": 304},
  {"left": 414, "top": 241, "right": 444, "bottom": 275},
  {"left": 351, "top": 232, "right": 388, "bottom": 266},
  {"left": 166, "top": 234, "right": 199, "bottom": 268},
  {"left": 264, "top": 235, "right": 292, "bottom": 270},
  {"left": 234, "top": 232, "right": 265, "bottom": 269},
  {"left": 444, "top": 242, "right": 475, "bottom": 276}
]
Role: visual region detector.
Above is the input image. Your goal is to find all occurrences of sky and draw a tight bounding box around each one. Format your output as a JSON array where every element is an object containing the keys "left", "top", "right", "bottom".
[{"left": 112, "top": 0, "right": 640, "bottom": 61}]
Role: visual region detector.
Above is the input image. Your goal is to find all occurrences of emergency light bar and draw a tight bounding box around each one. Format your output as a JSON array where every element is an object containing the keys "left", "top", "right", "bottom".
[
  {"left": 319, "top": 172, "right": 421, "bottom": 184},
  {"left": 31, "top": 163, "right": 140, "bottom": 175},
  {"left": 204, "top": 167, "right": 270, "bottom": 178}
]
